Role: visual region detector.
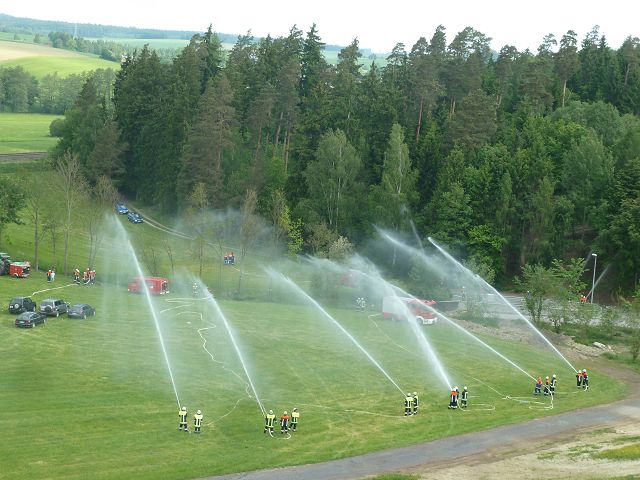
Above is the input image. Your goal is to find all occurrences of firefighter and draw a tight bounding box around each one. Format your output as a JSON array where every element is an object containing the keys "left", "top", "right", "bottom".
[
  {"left": 89, "top": 269, "right": 96, "bottom": 284},
  {"left": 460, "top": 386, "right": 469, "bottom": 408},
  {"left": 576, "top": 369, "right": 583, "bottom": 388},
  {"left": 193, "top": 409, "right": 203, "bottom": 434},
  {"left": 582, "top": 369, "right": 589, "bottom": 390},
  {"left": 291, "top": 408, "right": 300, "bottom": 431},
  {"left": 412, "top": 392, "right": 419, "bottom": 415},
  {"left": 550, "top": 374, "right": 557, "bottom": 394},
  {"left": 192, "top": 283, "right": 199, "bottom": 297},
  {"left": 178, "top": 406, "right": 188, "bottom": 432},
  {"left": 543, "top": 376, "right": 551, "bottom": 396},
  {"left": 47, "top": 269, "right": 52, "bottom": 282},
  {"left": 534, "top": 377, "right": 542, "bottom": 395},
  {"left": 405, "top": 392, "right": 414, "bottom": 415},
  {"left": 50, "top": 269, "right": 55, "bottom": 282},
  {"left": 73, "top": 268, "right": 80, "bottom": 283},
  {"left": 264, "top": 409, "right": 275, "bottom": 434},
  {"left": 448, "top": 387, "right": 459, "bottom": 409},
  {"left": 83, "top": 269, "right": 89, "bottom": 284},
  {"left": 280, "top": 411, "right": 290, "bottom": 434}
]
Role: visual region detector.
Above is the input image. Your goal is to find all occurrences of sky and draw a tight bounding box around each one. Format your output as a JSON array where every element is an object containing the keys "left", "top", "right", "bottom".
[{"left": 3, "top": 1, "right": 638, "bottom": 53}]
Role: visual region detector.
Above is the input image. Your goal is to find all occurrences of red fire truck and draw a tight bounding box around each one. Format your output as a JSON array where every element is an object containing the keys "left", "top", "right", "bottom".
[
  {"left": 382, "top": 296, "right": 438, "bottom": 325},
  {"left": 127, "top": 277, "right": 169, "bottom": 295},
  {"left": 9, "top": 261, "right": 31, "bottom": 278}
]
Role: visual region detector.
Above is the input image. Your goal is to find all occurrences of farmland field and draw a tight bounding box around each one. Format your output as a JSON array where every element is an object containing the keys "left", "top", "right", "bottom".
[
  {"left": 0, "top": 112, "right": 61, "bottom": 153},
  {"left": 0, "top": 177, "right": 627, "bottom": 479},
  {"left": 0, "top": 40, "right": 118, "bottom": 78}
]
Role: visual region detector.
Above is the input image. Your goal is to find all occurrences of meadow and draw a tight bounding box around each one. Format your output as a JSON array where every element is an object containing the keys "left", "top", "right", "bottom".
[
  {"left": 0, "top": 163, "right": 628, "bottom": 479},
  {"left": 0, "top": 40, "right": 118, "bottom": 78},
  {"left": 0, "top": 112, "right": 61, "bottom": 153}
]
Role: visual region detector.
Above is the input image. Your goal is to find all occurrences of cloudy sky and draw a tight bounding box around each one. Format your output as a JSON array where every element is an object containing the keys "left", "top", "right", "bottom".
[{"left": 4, "top": 0, "right": 638, "bottom": 53}]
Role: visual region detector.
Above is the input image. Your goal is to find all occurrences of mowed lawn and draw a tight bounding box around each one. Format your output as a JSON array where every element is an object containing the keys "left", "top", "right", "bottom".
[
  {"left": 0, "top": 270, "right": 626, "bottom": 479},
  {"left": 0, "top": 40, "right": 119, "bottom": 78},
  {"left": 0, "top": 113, "right": 61, "bottom": 153}
]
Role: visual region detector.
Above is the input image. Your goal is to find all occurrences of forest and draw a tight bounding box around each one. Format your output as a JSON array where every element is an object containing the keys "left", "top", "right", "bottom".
[{"left": 16, "top": 23, "right": 640, "bottom": 291}]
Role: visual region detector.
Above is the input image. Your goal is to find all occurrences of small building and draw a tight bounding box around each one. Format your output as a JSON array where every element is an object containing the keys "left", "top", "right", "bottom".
[{"left": 127, "top": 276, "right": 169, "bottom": 295}]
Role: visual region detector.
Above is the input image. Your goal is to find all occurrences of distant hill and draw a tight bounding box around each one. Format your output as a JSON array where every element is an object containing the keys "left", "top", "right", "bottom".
[
  {"left": 0, "top": 13, "right": 378, "bottom": 55},
  {"left": 0, "top": 13, "right": 241, "bottom": 45}
]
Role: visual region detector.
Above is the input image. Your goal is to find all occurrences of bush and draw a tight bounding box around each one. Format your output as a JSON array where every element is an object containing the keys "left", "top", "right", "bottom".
[{"left": 49, "top": 118, "right": 65, "bottom": 137}]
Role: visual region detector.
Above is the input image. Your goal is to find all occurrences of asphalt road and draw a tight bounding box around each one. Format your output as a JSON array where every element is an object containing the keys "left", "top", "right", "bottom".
[{"left": 204, "top": 362, "right": 640, "bottom": 480}]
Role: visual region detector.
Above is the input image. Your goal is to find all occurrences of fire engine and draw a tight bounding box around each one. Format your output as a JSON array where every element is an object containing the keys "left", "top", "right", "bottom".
[
  {"left": 9, "top": 261, "right": 31, "bottom": 278},
  {"left": 127, "top": 276, "right": 169, "bottom": 295},
  {"left": 382, "top": 296, "right": 438, "bottom": 325}
]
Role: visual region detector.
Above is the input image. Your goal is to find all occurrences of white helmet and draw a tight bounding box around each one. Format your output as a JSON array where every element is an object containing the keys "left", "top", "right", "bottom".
[
  {"left": 552, "top": 374, "right": 556, "bottom": 378},
  {"left": 546, "top": 376, "right": 549, "bottom": 379},
  {"left": 464, "top": 386, "right": 468, "bottom": 390},
  {"left": 407, "top": 392, "right": 411, "bottom": 396},
  {"left": 413, "top": 392, "right": 417, "bottom": 396},
  {"left": 583, "top": 369, "right": 586, "bottom": 372},
  {"left": 181, "top": 406, "right": 186, "bottom": 411},
  {"left": 284, "top": 411, "right": 287, "bottom": 415},
  {"left": 196, "top": 410, "right": 201, "bottom": 415},
  {"left": 269, "top": 409, "right": 273, "bottom": 414},
  {"left": 293, "top": 407, "right": 298, "bottom": 411}
]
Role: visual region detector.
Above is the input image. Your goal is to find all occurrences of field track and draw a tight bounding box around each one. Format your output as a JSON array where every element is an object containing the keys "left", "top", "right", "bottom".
[
  {"left": 207, "top": 358, "right": 640, "bottom": 480},
  {"left": 0, "top": 151, "right": 47, "bottom": 161}
]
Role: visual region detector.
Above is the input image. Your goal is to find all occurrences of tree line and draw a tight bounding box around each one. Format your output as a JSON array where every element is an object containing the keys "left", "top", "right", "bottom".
[{"left": 51, "top": 23, "right": 640, "bottom": 292}]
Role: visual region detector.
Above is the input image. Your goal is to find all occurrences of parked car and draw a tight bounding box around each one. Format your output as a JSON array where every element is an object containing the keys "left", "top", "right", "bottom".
[
  {"left": 9, "top": 296, "right": 36, "bottom": 314},
  {"left": 39, "top": 298, "right": 69, "bottom": 317},
  {"left": 127, "top": 212, "right": 143, "bottom": 223},
  {"left": 15, "top": 311, "right": 46, "bottom": 328},
  {"left": 115, "top": 203, "right": 129, "bottom": 214},
  {"left": 68, "top": 304, "right": 96, "bottom": 319}
]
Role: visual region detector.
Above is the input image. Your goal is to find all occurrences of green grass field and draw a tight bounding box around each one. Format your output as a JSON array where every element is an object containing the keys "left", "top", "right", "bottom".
[
  {"left": 0, "top": 112, "right": 61, "bottom": 153},
  {"left": 0, "top": 166, "right": 629, "bottom": 479},
  {"left": 0, "top": 40, "right": 119, "bottom": 78}
]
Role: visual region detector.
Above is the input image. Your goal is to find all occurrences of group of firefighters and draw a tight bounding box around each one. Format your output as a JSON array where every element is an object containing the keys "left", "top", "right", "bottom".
[
  {"left": 448, "top": 386, "right": 469, "bottom": 409},
  {"left": 264, "top": 408, "right": 300, "bottom": 434},
  {"left": 73, "top": 268, "right": 96, "bottom": 285},
  {"left": 404, "top": 392, "right": 420, "bottom": 415},
  {"left": 178, "top": 406, "right": 203, "bottom": 433},
  {"left": 576, "top": 368, "right": 590, "bottom": 389},
  {"left": 223, "top": 252, "right": 236, "bottom": 265},
  {"left": 534, "top": 374, "right": 558, "bottom": 396}
]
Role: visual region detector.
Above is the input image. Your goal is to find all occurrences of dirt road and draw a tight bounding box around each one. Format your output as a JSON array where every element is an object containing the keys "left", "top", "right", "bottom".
[{"left": 205, "top": 359, "right": 640, "bottom": 480}]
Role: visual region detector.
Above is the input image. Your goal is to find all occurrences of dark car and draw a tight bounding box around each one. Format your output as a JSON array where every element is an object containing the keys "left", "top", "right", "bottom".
[
  {"left": 15, "top": 311, "right": 46, "bottom": 328},
  {"left": 68, "top": 304, "right": 96, "bottom": 319},
  {"left": 39, "top": 298, "right": 69, "bottom": 317},
  {"left": 127, "top": 211, "right": 143, "bottom": 223},
  {"left": 9, "top": 296, "right": 36, "bottom": 314},
  {"left": 115, "top": 203, "right": 129, "bottom": 214}
]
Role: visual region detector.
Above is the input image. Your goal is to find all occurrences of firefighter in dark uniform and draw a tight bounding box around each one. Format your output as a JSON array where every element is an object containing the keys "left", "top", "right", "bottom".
[
  {"left": 460, "top": 386, "right": 469, "bottom": 408},
  {"left": 550, "top": 374, "right": 557, "bottom": 394},
  {"left": 264, "top": 409, "right": 275, "bottom": 434},
  {"left": 280, "top": 411, "right": 290, "bottom": 434},
  {"left": 178, "top": 406, "right": 188, "bottom": 432},
  {"left": 291, "top": 408, "right": 300, "bottom": 431},
  {"left": 582, "top": 369, "right": 589, "bottom": 390},
  {"left": 194, "top": 409, "right": 203, "bottom": 434},
  {"left": 543, "top": 376, "right": 551, "bottom": 396},
  {"left": 412, "top": 392, "right": 419, "bottom": 415},
  {"left": 405, "top": 392, "right": 413, "bottom": 415}
]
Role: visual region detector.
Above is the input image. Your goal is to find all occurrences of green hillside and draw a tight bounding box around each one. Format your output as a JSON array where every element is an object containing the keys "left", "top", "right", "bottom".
[{"left": 0, "top": 40, "right": 118, "bottom": 78}]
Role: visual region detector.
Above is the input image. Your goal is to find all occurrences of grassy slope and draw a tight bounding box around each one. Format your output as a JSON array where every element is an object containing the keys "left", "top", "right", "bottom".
[
  {"left": 0, "top": 165, "right": 629, "bottom": 479},
  {"left": 0, "top": 112, "right": 61, "bottom": 153},
  {"left": 0, "top": 40, "right": 118, "bottom": 78}
]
